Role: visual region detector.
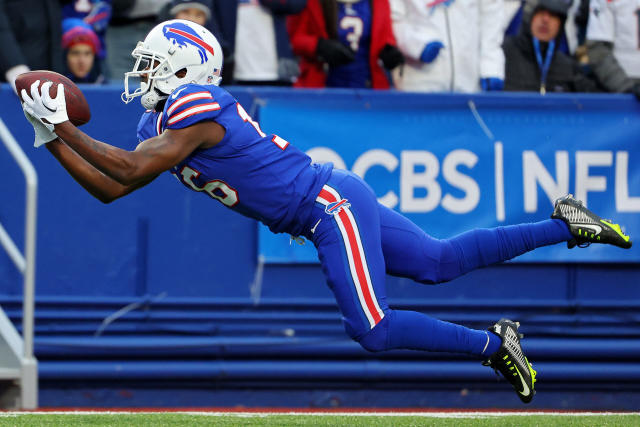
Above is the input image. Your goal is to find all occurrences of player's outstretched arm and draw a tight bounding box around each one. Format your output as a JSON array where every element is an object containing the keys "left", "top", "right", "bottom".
[
  {"left": 45, "top": 139, "right": 157, "bottom": 203},
  {"left": 22, "top": 80, "right": 223, "bottom": 187},
  {"left": 22, "top": 98, "right": 156, "bottom": 203},
  {"left": 53, "top": 121, "right": 220, "bottom": 186}
]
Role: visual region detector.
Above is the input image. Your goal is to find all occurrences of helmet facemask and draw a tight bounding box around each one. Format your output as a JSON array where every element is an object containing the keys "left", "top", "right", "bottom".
[{"left": 122, "top": 43, "right": 177, "bottom": 109}]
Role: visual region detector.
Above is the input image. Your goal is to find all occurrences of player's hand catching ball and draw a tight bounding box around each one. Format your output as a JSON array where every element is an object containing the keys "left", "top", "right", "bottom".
[
  {"left": 22, "top": 105, "right": 57, "bottom": 148},
  {"left": 21, "top": 80, "right": 69, "bottom": 126}
]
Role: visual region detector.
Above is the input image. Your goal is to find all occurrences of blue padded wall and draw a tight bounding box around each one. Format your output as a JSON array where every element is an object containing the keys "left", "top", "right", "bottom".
[{"left": 1, "top": 85, "right": 639, "bottom": 409}]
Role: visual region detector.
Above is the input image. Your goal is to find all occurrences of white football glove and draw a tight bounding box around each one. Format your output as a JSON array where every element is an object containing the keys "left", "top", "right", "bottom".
[
  {"left": 22, "top": 104, "right": 57, "bottom": 148},
  {"left": 20, "top": 80, "right": 69, "bottom": 125}
]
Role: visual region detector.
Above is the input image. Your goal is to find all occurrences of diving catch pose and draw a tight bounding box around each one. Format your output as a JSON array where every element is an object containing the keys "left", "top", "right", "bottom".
[{"left": 21, "top": 20, "right": 632, "bottom": 403}]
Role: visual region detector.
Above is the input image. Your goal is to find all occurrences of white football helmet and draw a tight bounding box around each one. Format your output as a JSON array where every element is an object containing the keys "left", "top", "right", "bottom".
[{"left": 121, "top": 19, "right": 223, "bottom": 110}]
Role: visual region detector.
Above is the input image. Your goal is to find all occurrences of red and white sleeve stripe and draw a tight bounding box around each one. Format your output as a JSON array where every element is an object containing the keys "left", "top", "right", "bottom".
[
  {"left": 166, "top": 103, "right": 221, "bottom": 126},
  {"left": 156, "top": 112, "right": 163, "bottom": 135},
  {"left": 166, "top": 91, "right": 214, "bottom": 116}
]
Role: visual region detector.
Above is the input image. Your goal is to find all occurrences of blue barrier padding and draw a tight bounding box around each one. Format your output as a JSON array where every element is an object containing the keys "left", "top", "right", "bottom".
[
  {"left": 4, "top": 294, "right": 640, "bottom": 309},
  {"left": 35, "top": 385, "right": 640, "bottom": 410},
  {"left": 2, "top": 84, "right": 639, "bottom": 297},
  {"left": 32, "top": 336, "right": 640, "bottom": 360},
  {"left": 38, "top": 360, "right": 640, "bottom": 382},
  {"left": 2, "top": 84, "right": 640, "bottom": 407}
]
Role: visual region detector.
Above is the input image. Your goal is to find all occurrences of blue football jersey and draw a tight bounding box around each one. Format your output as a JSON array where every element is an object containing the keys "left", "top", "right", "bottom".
[
  {"left": 136, "top": 109, "right": 162, "bottom": 143},
  {"left": 326, "top": 0, "right": 372, "bottom": 88},
  {"left": 135, "top": 84, "right": 333, "bottom": 236}
]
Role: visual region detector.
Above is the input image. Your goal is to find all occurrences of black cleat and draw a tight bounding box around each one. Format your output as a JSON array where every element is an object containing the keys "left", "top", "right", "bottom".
[
  {"left": 483, "top": 319, "right": 537, "bottom": 404},
  {"left": 551, "top": 194, "right": 632, "bottom": 249}
]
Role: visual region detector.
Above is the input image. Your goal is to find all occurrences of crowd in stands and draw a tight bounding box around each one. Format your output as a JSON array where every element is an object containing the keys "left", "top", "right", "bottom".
[{"left": 0, "top": 0, "right": 638, "bottom": 99}]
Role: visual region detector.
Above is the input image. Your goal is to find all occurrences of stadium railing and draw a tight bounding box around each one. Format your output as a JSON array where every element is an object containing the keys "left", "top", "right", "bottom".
[{"left": 0, "top": 118, "right": 38, "bottom": 409}]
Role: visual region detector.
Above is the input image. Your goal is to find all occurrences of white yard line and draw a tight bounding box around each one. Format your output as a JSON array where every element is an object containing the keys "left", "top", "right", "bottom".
[{"left": 0, "top": 411, "right": 638, "bottom": 418}]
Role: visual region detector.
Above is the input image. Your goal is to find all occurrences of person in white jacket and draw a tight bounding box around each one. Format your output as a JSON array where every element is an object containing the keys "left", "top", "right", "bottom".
[
  {"left": 586, "top": 0, "right": 640, "bottom": 98},
  {"left": 390, "top": 0, "right": 505, "bottom": 93}
]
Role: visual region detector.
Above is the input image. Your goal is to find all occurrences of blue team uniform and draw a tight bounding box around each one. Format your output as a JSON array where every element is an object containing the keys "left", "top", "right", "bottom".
[
  {"left": 137, "top": 84, "right": 332, "bottom": 236},
  {"left": 136, "top": 83, "right": 572, "bottom": 356}
]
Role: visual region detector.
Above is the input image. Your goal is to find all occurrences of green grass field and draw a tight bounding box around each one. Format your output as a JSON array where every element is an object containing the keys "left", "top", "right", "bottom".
[{"left": 0, "top": 413, "right": 638, "bottom": 427}]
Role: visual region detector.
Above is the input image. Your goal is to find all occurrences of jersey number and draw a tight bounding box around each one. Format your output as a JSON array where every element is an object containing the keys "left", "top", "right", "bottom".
[
  {"left": 340, "top": 16, "right": 364, "bottom": 51},
  {"left": 180, "top": 166, "right": 239, "bottom": 207},
  {"left": 236, "top": 103, "right": 289, "bottom": 150}
]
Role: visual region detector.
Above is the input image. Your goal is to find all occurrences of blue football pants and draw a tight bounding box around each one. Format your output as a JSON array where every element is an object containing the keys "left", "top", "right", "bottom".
[{"left": 306, "top": 169, "right": 572, "bottom": 357}]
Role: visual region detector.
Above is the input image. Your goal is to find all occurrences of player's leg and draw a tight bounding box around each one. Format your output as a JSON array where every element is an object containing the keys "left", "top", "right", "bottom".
[
  {"left": 379, "top": 194, "right": 632, "bottom": 284},
  {"left": 311, "top": 176, "right": 388, "bottom": 341},
  {"left": 378, "top": 203, "right": 572, "bottom": 284},
  {"left": 312, "top": 172, "right": 536, "bottom": 402},
  {"left": 310, "top": 171, "right": 501, "bottom": 357}
]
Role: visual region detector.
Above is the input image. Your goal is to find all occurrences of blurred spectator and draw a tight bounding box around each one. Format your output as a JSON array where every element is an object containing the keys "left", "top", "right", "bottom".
[
  {"left": 201, "top": 2, "right": 237, "bottom": 85},
  {"left": 288, "top": 0, "right": 403, "bottom": 89},
  {"left": 62, "top": 18, "right": 105, "bottom": 84},
  {"left": 390, "top": 0, "right": 505, "bottom": 93},
  {"left": 62, "top": 1, "right": 112, "bottom": 62},
  {"left": 168, "top": 0, "right": 211, "bottom": 26},
  {"left": 504, "top": 0, "right": 587, "bottom": 55},
  {"left": 174, "top": 1, "right": 304, "bottom": 86},
  {"left": 565, "top": 0, "right": 587, "bottom": 53},
  {"left": 106, "top": 0, "right": 171, "bottom": 80},
  {"left": 0, "top": 0, "right": 63, "bottom": 92},
  {"left": 159, "top": 1, "right": 303, "bottom": 86},
  {"left": 231, "top": 0, "right": 306, "bottom": 86},
  {"left": 158, "top": 0, "right": 214, "bottom": 28},
  {"left": 586, "top": 0, "right": 640, "bottom": 99},
  {"left": 503, "top": 0, "right": 598, "bottom": 93}
]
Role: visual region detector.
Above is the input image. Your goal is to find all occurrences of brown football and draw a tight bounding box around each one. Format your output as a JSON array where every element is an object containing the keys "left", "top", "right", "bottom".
[{"left": 15, "top": 70, "right": 91, "bottom": 126}]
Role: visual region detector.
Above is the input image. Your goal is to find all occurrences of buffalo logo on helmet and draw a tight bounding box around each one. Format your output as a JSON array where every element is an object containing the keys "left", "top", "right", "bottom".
[{"left": 162, "top": 22, "right": 214, "bottom": 64}]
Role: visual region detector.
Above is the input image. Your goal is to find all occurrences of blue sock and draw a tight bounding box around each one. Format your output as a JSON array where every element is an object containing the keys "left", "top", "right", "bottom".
[
  {"left": 437, "top": 219, "right": 573, "bottom": 280},
  {"left": 454, "top": 218, "right": 572, "bottom": 269},
  {"left": 362, "top": 310, "right": 502, "bottom": 358},
  {"left": 485, "top": 331, "right": 502, "bottom": 355}
]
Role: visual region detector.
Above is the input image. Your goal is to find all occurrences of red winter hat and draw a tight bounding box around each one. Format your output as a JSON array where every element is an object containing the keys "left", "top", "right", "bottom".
[{"left": 62, "top": 18, "right": 101, "bottom": 55}]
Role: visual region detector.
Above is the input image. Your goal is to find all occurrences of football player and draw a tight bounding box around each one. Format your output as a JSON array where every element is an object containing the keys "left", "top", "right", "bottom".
[{"left": 21, "top": 19, "right": 632, "bottom": 403}]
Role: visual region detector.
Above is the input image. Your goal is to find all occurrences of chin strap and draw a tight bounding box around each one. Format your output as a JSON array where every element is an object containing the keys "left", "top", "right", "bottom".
[{"left": 141, "top": 89, "right": 168, "bottom": 110}]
